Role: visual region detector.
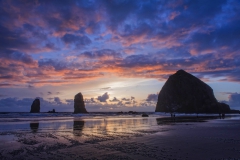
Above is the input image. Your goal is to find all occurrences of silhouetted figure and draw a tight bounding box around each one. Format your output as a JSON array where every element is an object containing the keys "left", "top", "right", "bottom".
[
  {"left": 222, "top": 113, "right": 225, "bottom": 119},
  {"left": 30, "top": 122, "right": 39, "bottom": 132},
  {"left": 30, "top": 98, "right": 40, "bottom": 113}
]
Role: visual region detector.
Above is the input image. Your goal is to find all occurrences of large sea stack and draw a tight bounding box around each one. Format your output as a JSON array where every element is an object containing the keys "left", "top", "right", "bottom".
[
  {"left": 74, "top": 93, "right": 88, "bottom": 113},
  {"left": 30, "top": 98, "right": 40, "bottom": 113},
  {"left": 155, "top": 70, "right": 230, "bottom": 113}
]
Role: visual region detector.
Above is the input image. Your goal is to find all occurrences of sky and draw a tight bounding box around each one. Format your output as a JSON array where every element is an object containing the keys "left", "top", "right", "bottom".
[{"left": 0, "top": 0, "right": 240, "bottom": 112}]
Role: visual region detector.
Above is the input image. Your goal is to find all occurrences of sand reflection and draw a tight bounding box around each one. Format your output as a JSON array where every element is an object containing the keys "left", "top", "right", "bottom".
[
  {"left": 80, "top": 118, "right": 154, "bottom": 136},
  {"left": 30, "top": 121, "right": 39, "bottom": 132},
  {"left": 73, "top": 119, "right": 84, "bottom": 136},
  {"left": 156, "top": 116, "right": 219, "bottom": 125}
]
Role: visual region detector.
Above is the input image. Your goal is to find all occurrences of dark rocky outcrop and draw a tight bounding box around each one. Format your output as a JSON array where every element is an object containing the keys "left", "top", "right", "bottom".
[
  {"left": 48, "top": 109, "right": 55, "bottom": 113},
  {"left": 128, "top": 111, "right": 137, "bottom": 114},
  {"left": 74, "top": 93, "right": 88, "bottom": 113},
  {"left": 142, "top": 113, "right": 149, "bottom": 117},
  {"left": 30, "top": 98, "right": 40, "bottom": 113},
  {"left": 155, "top": 70, "right": 230, "bottom": 113}
]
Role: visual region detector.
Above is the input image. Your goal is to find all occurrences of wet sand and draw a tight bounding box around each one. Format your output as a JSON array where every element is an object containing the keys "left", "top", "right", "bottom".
[{"left": 0, "top": 115, "right": 240, "bottom": 159}]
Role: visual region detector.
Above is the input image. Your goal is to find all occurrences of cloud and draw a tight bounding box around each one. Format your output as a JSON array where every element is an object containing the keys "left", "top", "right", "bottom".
[
  {"left": 79, "top": 49, "right": 122, "bottom": 60},
  {"left": 0, "top": 0, "right": 240, "bottom": 88},
  {"left": 146, "top": 93, "right": 158, "bottom": 101},
  {"left": 110, "top": 97, "right": 120, "bottom": 102},
  {"left": 85, "top": 98, "right": 96, "bottom": 103},
  {"left": 124, "top": 101, "right": 131, "bottom": 105},
  {"left": 0, "top": 97, "right": 74, "bottom": 112},
  {"left": 0, "top": 94, "right": 157, "bottom": 112},
  {"left": 222, "top": 92, "right": 240, "bottom": 110},
  {"left": 61, "top": 34, "right": 91, "bottom": 47},
  {"left": 122, "top": 98, "right": 130, "bottom": 101},
  {"left": 54, "top": 97, "right": 62, "bottom": 104},
  {"left": 97, "top": 92, "right": 109, "bottom": 102},
  {"left": 0, "top": 50, "right": 35, "bottom": 65},
  {"left": 100, "top": 87, "right": 111, "bottom": 90}
]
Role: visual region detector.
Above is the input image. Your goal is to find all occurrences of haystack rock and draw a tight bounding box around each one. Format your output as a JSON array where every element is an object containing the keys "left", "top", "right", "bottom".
[
  {"left": 74, "top": 93, "right": 88, "bottom": 113},
  {"left": 30, "top": 98, "right": 40, "bottom": 113},
  {"left": 155, "top": 70, "right": 230, "bottom": 113}
]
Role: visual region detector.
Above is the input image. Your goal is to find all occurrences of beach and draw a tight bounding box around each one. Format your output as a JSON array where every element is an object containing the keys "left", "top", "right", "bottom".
[{"left": 0, "top": 113, "right": 240, "bottom": 160}]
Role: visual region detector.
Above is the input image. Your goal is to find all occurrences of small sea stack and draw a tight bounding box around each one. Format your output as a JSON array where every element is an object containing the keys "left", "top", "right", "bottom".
[
  {"left": 48, "top": 109, "right": 56, "bottom": 113},
  {"left": 74, "top": 93, "right": 88, "bottom": 113},
  {"left": 155, "top": 70, "right": 230, "bottom": 113},
  {"left": 142, "top": 113, "right": 149, "bottom": 117},
  {"left": 30, "top": 98, "right": 40, "bottom": 113}
]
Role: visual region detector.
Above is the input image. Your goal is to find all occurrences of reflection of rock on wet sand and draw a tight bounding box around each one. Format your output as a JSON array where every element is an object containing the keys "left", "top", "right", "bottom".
[
  {"left": 156, "top": 116, "right": 219, "bottom": 125},
  {"left": 30, "top": 122, "right": 39, "bottom": 132},
  {"left": 73, "top": 119, "right": 84, "bottom": 135}
]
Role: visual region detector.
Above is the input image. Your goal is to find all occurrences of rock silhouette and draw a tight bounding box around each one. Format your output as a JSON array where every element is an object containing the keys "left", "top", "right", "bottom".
[
  {"left": 30, "top": 98, "right": 40, "bottom": 113},
  {"left": 48, "top": 109, "right": 55, "bottom": 113},
  {"left": 74, "top": 93, "right": 88, "bottom": 113},
  {"left": 155, "top": 70, "right": 230, "bottom": 113},
  {"left": 142, "top": 113, "right": 149, "bottom": 117}
]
